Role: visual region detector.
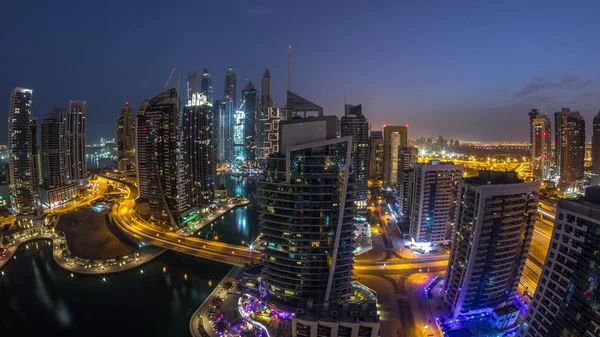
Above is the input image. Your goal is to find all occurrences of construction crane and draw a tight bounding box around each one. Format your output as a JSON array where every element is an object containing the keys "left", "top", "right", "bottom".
[{"left": 164, "top": 68, "right": 176, "bottom": 90}]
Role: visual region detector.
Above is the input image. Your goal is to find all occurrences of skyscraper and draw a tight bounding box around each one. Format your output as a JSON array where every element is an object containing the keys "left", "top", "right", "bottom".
[
  {"left": 530, "top": 113, "right": 551, "bottom": 180},
  {"left": 444, "top": 171, "right": 539, "bottom": 319},
  {"left": 341, "top": 104, "right": 369, "bottom": 202},
  {"left": 257, "top": 69, "right": 272, "bottom": 161},
  {"left": 258, "top": 122, "right": 356, "bottom": 307},
  {"left": 136, "top": 88, "right": 187, "bottom": 227},
  {"left": 31, "top": 117, "right": 40, "bottom": 196},
  {"left": 117, "top": 102, "right": 135, "bottom": 171},
  {"left": 368, "top": 131, "right": 384, "bottom": 180},
  {"left": 554, "top": 108, "right": 585, "bottom": 186},
  {"left": 40, "top": 108, "right": 78, "bottom": 207},
  {"left": 224, "top": 67, "right": 236, "bottom": 106},
  {"left": 242, "top": 81, "right": 258, "bottom": 163},
  {"left": 182, "top": 92, "right": 214, "bottom": 207},
  {"left": 592, "top": 110, "right": 600, "bottom": 186},
  {"left": 41, "top": 109, "right": 67, "bottom": 190},
  {"left": 409, "top": 161, "right": 463, "bottom": 244},
  {"left": 66, "top": 100, "right": 87, "bottom": 184},
  {"left": 383, "top": 125, "right": 408, "bottom": 185},
  {"left": 188, "top": 71, "right": 201, "bottom": 101},
  {"left": 398, "top": 146, "right": 418, "bottom": 221},
  {"left": 201, "top": 68, "right": 213, "bottom": 103},
  {"left": 8, "top": 87, "right": 36, "bottom": 215},
  {"left": 520, "top": 187, "right": 600, "bottom": 337}
]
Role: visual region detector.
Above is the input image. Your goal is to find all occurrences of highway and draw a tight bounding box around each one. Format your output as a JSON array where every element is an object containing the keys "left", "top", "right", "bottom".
[{"left": 45, "top": 178, "right": 108, "bottom": 216}]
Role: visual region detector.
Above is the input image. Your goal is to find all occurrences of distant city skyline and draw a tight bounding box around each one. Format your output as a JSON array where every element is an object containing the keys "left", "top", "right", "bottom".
[{"left": 2, "top": 1, "right": 600, "bottom": 142}]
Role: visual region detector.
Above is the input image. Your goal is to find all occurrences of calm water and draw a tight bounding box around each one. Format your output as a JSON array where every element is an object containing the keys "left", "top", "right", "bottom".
[
  {"left": 0, "top": 242, "right": 230, "bottom": 336},
  {"left": 0, "top": 174, "right": 260, "bottom": 336}
]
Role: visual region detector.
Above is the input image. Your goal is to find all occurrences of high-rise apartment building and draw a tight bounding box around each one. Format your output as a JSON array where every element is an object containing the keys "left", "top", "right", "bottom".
[
  {"left": 40, "top": 109, "right": 78, "bottom": 207},
  {"left": 8, "top": 87, "right": 36, "bottom": 215},
  {"left": 41, "top": 109, "right": 67, "bottom": 189},
  {"left": 368, "top": 131, "right": 384, "bottom": 180},
  {"left": 258, "top": 129, "right": 356, "bottom": 307},
  {"left": 383, "top": 125, "right": 408, "bottom": 185},
  {"left": 201, "top": 68, "right": 212, "bottom": 103},
  {"left": 520, "top": 187, "right": 600, "bottom": 337},
  {"left": 398, "top": 146, "right": 418, "bottom": 220},
  {"left": 257, "top": 69, "right": 272, "bottom": 161},
  {"left": 592, "top": 110, "right": 600, "bottom": 186},
  {"left": 117, "top": 102, "right": 135, "bottom": 171},
  {"left": 242, "top": 82, "right": 258, "bottom": 163},
  {"left": 135, "top": 100, "right": 149, "bottom": 196},
  {"left": 188, "top": 71, "right": 201, "bottom": 101},
  {"left": 136, "top": 88, "right": 188, "bottom": 226},
  {"left": 409, "top": 161, "right": 463, "bottom": 244},
  {"left": 341, "top": 104, "right": 369, "bottom": 202},
  {"left": 31, "top": 117, "right": 40, "bottom": 195},
  {"left": 224, "top": 67, "right": 236, "bottom": 106},
  {"left": 182, "top": 93, "right": 214, "bottom": 206},
  {"left": 444, "top": 171, "right": 539, "bottom": 318},
  {"left": 554, "top": 108, "right": 585, "bottom": 185},
  {"left": 66, "top": 100, "right": 87, "bottom": 183},
  {"left": 530, "top": 113, "right": 551, "bottom": 180}
]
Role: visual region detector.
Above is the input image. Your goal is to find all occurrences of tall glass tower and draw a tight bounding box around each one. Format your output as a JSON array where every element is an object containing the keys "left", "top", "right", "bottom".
[
  {"left": 66, "top": 100, "right": 87, "bottom": 183},
  {"left": 201, "top": 68, "right": 212, "bottom": 103},
  {"left": 8, "top": 87, "right": 36, "bottom": 215},
  {"left": 242, "top": 82, "right": 258, "bottom": 164}
]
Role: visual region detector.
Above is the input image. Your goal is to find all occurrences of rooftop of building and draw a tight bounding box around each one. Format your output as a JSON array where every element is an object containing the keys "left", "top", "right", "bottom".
[
  {"left": 464, "top": 170, "right": 523, "bottom": 185},
  {"left": 295, "top": 300, "right": 379, "bottom": 324},
  {"left": 557, "top": 186, "right": 600, "bottom": 221},
  {"left": 492, "top": 303, "right": 518, "bottom": 317}
]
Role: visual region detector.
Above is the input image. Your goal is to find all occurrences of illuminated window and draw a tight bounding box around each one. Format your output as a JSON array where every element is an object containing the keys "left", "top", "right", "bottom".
[{"left": 311, "top": 241, "right": 320, "bottom": 247}]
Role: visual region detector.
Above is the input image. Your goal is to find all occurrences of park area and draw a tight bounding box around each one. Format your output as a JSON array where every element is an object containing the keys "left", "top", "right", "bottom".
[{"left": 55, "top": 211, "right": 135, "bottom": 259}]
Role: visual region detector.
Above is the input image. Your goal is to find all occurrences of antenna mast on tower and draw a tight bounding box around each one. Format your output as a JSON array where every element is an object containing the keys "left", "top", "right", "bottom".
[{"left": 288, "top": 45, "right": 292, "bottom": 92}]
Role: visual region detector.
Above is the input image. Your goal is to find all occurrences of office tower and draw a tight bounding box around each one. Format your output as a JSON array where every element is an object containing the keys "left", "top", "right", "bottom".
[
  {"left": 188, "top": 71, "right": 201, "bottom": 101},
  {"left": 383, "top": 125, "right": 408, "bottom": 185},
  {"left": 520, "top": 187, "right": 600, "bottom": 337},
  {"left": 443, "top": 171, "right": 539, "bottom": 319},
  {"left": 264, "top": 107, "right": 282, "bottom": 156},
  {"left": 257, "top": 69, "right": 272, "bottom": 161},
  {"left": 530, "top": 113, "right": 551, "bottom": 180},
  {"left": 554, "top": 108, "right": 585, "bottom": 185},
  {"left": 41, "top": 109, "right": 67, "bottom": 189},
  {"left": 368, "top": 131, "right": 384, "bottom": 180},
  {"left": 8, "top": 87, "right": 36, "bottom": 215},
  {"left": 340, "top": 104, "right": 369, "bottom": 202},
  {"left": 279, "top": 116, "right": 338, "bottom": 151},
  {"left": 241, "top": 82, "right": 258, "bottom": 163},
  {"left": 40, "top": 109, "right": 77, "bottom": 207},
  {"left": 66, "top": 100, "right": 87, "bottom": 183},
  {"left": 201, "top": 68, "right": 212, "bottom": 103},
  {"left": 31, "top": 117, "right": 40, "bottom": 195},
  {"left": 398, "top": 146, "right": 418, "bottom": 221},
  {"left": 592, "top": 110, "right": 600, "bottom": 186},
  {"left": 182, "top": 93, "right": 214, "bottom": 206},
  {"left": 258, "top": 120, "right": 355, "bottom": 307},
  {"left": 117, "top": 102, "right": 135, "bottom": 171},
  {"left": 136, "top": 89, "right": 187, "bottom": 226},
  {"left": 409, "top": 161, "right": 463, "bottom": 244},
  {"left": 224, "top": 67, "right": 236, "bottom": 106}
]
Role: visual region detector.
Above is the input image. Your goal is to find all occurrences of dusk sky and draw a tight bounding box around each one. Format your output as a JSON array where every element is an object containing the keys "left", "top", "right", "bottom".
[{"left": 1, "top": 0, "right": 599, "bottom": 143}]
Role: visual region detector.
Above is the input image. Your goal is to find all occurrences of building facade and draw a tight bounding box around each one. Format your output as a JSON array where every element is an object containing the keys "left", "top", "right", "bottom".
[
  {"left": 554, "top": 108, "right": 585, "bottom": 186},
  {"left": 40, "top": 108, "right": 72, "bottom": 207},
  {"left": 201, "top": 68, "right": 212, "bottom": 103},
  {"left": 592, "top": 110, "right": 600, "bottom": 186},
  {"left": 182, "top": 93, "right": 214, "bottom": 207},
  {"left": 340, "top": 104, "right": 369, "bottom": 202},
  {"left": 383, "top": 125, "right": 408, "bottom": 185},
  {"left": 530, "top": 113, "right": 551, "bottom": 180},
  {"left": 187, "top": 71, "right": 201, "bottom": 101},
  {"left": 117, "top": 102, "right": 135, "bottom": 171},
  {"left": 409, "top": 161, "right": 463, "bottom": 244},
  {"left": 224, "top": 67, "right": 236, "bottom": 106},
  {"left": 136, "top": 88, "right": 188, "bottom": 227},
  {"left": 67, "top": 100, "right": 87, "bottom": 183},
  {"left": 520, "top": 187, "right": 600, "bottom": 337},
  {"left": 242, "top": 82, "right": 258, "bottom": 163},
  {"left": 398, "top": 146, "right": 418, "bottom": 221},
  {"left": 258, "top": 135, "right": 356, "bottom": 307},
  {"left": 257, "top": 69, "right": 272, "bottom": 161},
  {"left": 8, "top": 87, "right": 36, "bottom": 215},
  {"left": 368, "top": 131, "right": 384, "bottom": 180},
  {"left": 444, "top": 171, "right": 539, "bottom": 318}
]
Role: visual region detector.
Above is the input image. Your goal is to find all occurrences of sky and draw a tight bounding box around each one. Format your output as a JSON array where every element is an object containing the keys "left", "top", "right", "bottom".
[{"left": 1, "top": 0, "right": 599, "bottom": 143}]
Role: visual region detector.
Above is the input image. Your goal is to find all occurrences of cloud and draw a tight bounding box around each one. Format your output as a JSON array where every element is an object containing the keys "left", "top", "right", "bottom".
[
  {"left": 244, "top": 4, "right": 275, "bottom": 15},
  {"left": 578, "top": 91, "right": 598, "bottom": 99},
  {"left": 513, "top": 74, "right": 591, "bottom": 99}
]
